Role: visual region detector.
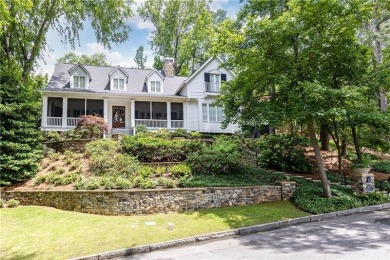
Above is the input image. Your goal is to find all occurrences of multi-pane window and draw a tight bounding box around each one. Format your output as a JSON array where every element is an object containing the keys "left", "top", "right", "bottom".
[
  {"left": 67, "top": 99, "right": 104, "bottom": 117},
  {"left": 150, "top": 81, "right": 162, "bottom": 93},
  {"left": 135, "top": 101, "right": 167, "bottom": 119},
  {"left": 202, "top": 103, "right": 224, "bottom": 122},
  {"left": 113, "top": 78, "right": 125, "bottom": 90},
  {"left": 73, "top": 76, "right": 86, "bottom": 88},
  {"left": 202, "top": 104, "right": 208, "bottom": 121}
]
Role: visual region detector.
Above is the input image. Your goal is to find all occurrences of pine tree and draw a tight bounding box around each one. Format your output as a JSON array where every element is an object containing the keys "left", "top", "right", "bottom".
[
  {"left": 134, "top": 46, "right": 147, "bottom": 69},
  {"left": 0, "top": 60, "right": 43, "bottom": 185}
]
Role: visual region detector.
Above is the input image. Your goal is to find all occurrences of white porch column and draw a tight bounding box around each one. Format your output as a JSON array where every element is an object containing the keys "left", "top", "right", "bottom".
[
  {"left": 183, "top": 101, "right": 188, "bottom": 130},
  {"left": 62, "top": 97, "right": 68, "bottom": 128},
  {"left": 42, "top": 96, "right": 48, "bottom": 128},
  {"left": 167, "top": 101, "right": 171, "bottom": 129},
  {"left": 130, "top": 100, "right": 135, "bottom": 128},
  {"left": 103, "top": 99, "right": 108, "bottom": 123}
]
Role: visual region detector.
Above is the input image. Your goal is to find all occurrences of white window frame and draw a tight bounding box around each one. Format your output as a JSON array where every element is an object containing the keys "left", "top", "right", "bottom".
[
  {"left": 209, "top": 73, "right": 220, "bottom": 92},
  {"left": 149, "top": 80, "right": 162, "bottom": 93},
  {"left": 112, "top": 78, "right": 126, "bottom": 91},
  {"left": 202, "top": 103, "right": 224, "bottom": 123},
  {"left": 73, "top": 76, "right": 86, "bottom": 89}
]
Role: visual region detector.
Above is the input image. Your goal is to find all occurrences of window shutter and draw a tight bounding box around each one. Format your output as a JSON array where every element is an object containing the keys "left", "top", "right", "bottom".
[
  {"left": 221, "top": 74, "right": 227, "bottom": 81},
  {"left": 204, "top": 73, "right": 210, "bottom": 82}
]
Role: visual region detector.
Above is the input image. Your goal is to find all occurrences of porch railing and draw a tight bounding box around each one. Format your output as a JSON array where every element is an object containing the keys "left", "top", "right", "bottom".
[
  {"left": 47, "top": 117, "right": 62, "bottom": 127},
  {"left": 135, "top": 119, "right": 168, "bottom": 128},
  {"left": 46, "top": 117, "right": 79, "bottom": 127},
  {"left": 67, "top": 117, "right": 79, "bottom": 127},
  {"left": 171, "top": 120, "right": 184, "bottom": 128},
  {"left": 205, "top": 82, "right": 220, "bottom": 92}
]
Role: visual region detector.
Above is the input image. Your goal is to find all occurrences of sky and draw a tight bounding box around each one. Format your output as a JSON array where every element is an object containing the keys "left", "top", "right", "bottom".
[{"left": 37, "top": 0, "right": 243, "bottom": 77}]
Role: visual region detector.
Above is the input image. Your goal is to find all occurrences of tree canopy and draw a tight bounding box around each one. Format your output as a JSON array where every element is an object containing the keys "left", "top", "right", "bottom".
[
  {"left": 139, "top": 0, "right": 214, "bottom": 76},
  {"left": 57, "top": 52, "right": 110, "bottom": 66},
  {"left": 216, "top": 0, "right": 381, "bottom": 198},
  {"left": 1, "top": 0, "right": 133, "bottom": 79}
]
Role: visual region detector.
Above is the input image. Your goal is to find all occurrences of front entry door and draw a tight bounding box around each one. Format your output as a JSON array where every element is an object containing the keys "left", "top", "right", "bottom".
[{"left": 112, "top": 106, "right": 125, "bottom": 128}]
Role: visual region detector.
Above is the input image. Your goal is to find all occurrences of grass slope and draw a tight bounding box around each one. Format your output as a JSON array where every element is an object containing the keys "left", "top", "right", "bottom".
[{"left": 1, "top": 202, "right": 308, "bottom": 259}]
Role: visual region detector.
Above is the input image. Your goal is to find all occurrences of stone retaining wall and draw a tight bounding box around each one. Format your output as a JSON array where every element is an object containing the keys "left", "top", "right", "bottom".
[{"left": 2, "top": 182, "right": 295, "bottom": 215}]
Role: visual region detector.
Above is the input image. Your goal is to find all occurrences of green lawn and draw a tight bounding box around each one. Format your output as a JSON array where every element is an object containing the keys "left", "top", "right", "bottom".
[{"left": 0, "top": 201, "right": 309, "bottom": 259}]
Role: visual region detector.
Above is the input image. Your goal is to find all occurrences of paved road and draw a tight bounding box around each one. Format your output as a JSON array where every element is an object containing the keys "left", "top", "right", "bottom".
[{"left": 123, "top": 209, "right": 390, "bottom": 260}]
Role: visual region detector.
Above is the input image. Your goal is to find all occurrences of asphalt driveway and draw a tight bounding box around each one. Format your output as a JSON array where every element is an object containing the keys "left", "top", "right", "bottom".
[{"left": 124, "top": 209, "right": 390, "bottom": 260}]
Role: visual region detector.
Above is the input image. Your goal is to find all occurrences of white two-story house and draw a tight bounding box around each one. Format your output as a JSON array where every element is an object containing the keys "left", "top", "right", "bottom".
[{"left": 41, "top": 57, "right": 238, "bottom": 135}]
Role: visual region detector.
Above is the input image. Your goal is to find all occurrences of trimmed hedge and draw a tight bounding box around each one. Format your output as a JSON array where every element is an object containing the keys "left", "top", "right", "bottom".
[{"left": 122, "top": 136, "right": 203, "bottom": 162}]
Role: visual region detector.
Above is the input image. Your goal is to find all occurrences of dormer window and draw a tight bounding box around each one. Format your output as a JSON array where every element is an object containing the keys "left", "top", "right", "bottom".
[
  {"left": 73, "top": 76, "right": 86, "bottom": 88},
  {"left": 109, "top": 66, "right": 129, "bottom": 91},
  {"left": 113, "top": 78, "right": 125, "bottom": 91},
  {"left": 204, "top": 72, "right": 226, "bottom": 92},
  {"left": 68, "top": 64, "right": 91, "bottom": 89},
  {"left": 150, "top": 80, "right": 162, "bottom": 93}
]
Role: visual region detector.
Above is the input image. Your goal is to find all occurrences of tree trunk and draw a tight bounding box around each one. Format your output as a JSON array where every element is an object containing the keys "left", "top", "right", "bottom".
[
  {"left": 373, "top": 18, "right": 388, "bottom": 111},
  {"left": 320, "top": 125, "right": 330, "bottom": 151},
  {"left": 308, "top": 121, "right": 332, "bottom": 198},
  {"left": 341, "top": 137, "right": 347, "bottom": 157},
  {"left": 351, "top": 126, "right": 362, "bottom": 162}
]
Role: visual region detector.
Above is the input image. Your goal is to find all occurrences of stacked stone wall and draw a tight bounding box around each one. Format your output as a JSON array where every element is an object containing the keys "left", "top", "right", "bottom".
[{"left": 2, "top": 182, "right": 295, "bottom": 215}]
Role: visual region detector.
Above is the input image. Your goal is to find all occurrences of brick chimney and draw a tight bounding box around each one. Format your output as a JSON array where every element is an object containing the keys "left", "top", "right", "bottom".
[{"left": 163, "top": 58, "right": 174, "bottom": 77}]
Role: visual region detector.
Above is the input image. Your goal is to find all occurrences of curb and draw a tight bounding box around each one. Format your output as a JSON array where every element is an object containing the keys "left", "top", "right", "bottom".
[{"left": 70, "top": 203, "right": 390, "bottom": 260}]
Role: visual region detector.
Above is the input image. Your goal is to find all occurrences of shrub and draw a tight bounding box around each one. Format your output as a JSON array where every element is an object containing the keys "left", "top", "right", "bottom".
[
  {"left": 44, "top": 131, "right": 63, "bottom": 142},
  {"left": 69, "top": 161, "right": 82, "bottom": 171},
  {"left": 186, "top": 148, "right": 240, "bottom": 175},
  {"left": 138, "top": 180, "right": 157, "bottom": 189},
  {"left": 60, "top": 172, "right": 82, "bottom": 185},
  {"left": 34, "top": 175, "right": 47, "bottom": 186},
  {"left": 371, "top": 160, "right": 390, "bottom": 173},
  {"left": 114, "top": 177, "right": 133, "bottom": 189},
  {"left": 74, "top": 177, "right": 102, "bottom": 190},
  {"left": 76, "top": 115, "right": 108, "bottom": 139},
  {"left": 171, "top": 128, "right": 190, "bottom": 139},
  {"left": 6, "top": 199, "right": 20, "bottom": 208},
  {"left": 179, "top": 166, "right": 286, "bottom": 187},
  {"left": 138, "top": 166, "right": 153, "bottom": 178},
  {"left": 169, "top": 164, "right": 192, "bottom": 177},
  {"left": 48, "top": 152, "right": 61, "bottom": 161},
  {"left": 190, "top": 131, "right": 201, "bottom": 139},
  {"left": 256, "top": 135, "right": 312, "bottom": 173},
  {"left": 154, "top": 129, "right": 171, "bottom": 139},
  {"left": 85, "top": 139, "right": 120, "bottom": 158},
  {"left": 135, "top": 124, "right": 148, "bottom": 135},
  {"left": 157, "top": 177, "right": 176, "bottom": 188},
  {"left": 154, "top": 165, "right": 166, "bottom": 176},
  {"left": 0, "top": 199, "right": 4, "bottom": 208},
  {"left": 64, "top": 129, "right": 83, "bottom": 140},
  {"left": 89, "top": 153, "right": 139, "bottom": 177},
  {"left": 122, "top": 136, "right": 202, "bottom": 162}
]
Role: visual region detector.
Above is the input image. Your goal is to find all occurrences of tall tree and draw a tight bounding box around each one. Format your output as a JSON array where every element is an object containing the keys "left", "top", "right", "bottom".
[
  {"left": 0, "top": 0, "right": 133, "bottom": 184},
  {"left": 134, "top": 45, "right": 147, "bottom": 69},
  {"left": 1, "top": 0, "right": 133, "bottom": 80},
  {"left": 139, "top": 0, "right": 213, "bottom": 75},
  {"left": 0, "top": 60, "right": 44, "bottom": 185},
  {"left": 372, "top": 0, "right": 390, "bottom": 111},
  {"left": 57, "top": 52, "right": 110, "bottom": 66},
  {"left": 216, "top": 0, "right": 372, "bottom": 198}
]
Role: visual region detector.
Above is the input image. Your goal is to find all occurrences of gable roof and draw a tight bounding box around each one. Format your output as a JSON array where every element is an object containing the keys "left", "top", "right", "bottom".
[
  {"left": 108, "top": 65, "right": 129, "bottom": 78},
  {"left": 146, "top": 69, "right": 164, "bottom": 80},
  {"left": 46, "top": 63, "right": 187, "bottom": 96},
  {"left": 175, "top": 56, "right": 235, "bottom": 94},
  {"left": 68, "top": 63, "right": 92, "bottom": 79}
]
